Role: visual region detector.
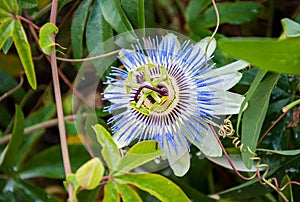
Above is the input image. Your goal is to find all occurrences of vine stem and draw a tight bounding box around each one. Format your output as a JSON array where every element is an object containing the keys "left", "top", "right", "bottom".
[
  {"left": 205, "top": 0, "right": 219, "bottom": 59},
  {"left": 49, "top": 0, "right": 74, "bottom": 201},
  {"left": 0, "top": 115, "right": 75, "bottom": 145},
  {"left": 56, "top": 50, "right": 120, "bottom": 63},
  {"left": 15, "top": 14, "right": 40, "bottom": 30},
  {"left": 0, "top": 75, "right": 24, "bottom": 102}
]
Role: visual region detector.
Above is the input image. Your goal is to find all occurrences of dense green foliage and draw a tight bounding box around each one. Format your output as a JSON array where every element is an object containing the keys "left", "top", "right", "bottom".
[{"left": 0, "top": 0, "right": 300, "bottom": 201}]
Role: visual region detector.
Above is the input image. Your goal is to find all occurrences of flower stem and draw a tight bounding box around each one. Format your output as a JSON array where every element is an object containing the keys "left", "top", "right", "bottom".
[{"left": 49, "top": 0, "right": 74, "bottom": 201}]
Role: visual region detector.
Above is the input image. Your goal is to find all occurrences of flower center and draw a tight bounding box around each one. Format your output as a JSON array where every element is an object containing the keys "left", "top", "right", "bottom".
[{"left": 126, "top": 63, "right": 178, "bottom": 116}]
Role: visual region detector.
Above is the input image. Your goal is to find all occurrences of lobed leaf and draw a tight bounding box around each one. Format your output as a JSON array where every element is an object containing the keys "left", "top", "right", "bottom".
[
  {"left": 0, "top": 0, "right": 18, "bottom": 12},
  {"left": 92, "top": 124, "right": 121, "bottom": 170},
  {"left": 0, "top": 18, "right": 14, "bottom": 50},
  {"left": 242, "top": 73, "right": 280, "bottom": 169},
  {"left": 218, "top": 37, "right": 300, "bottom": 74},
  {"left": 12, "top": 19, "right": 36, "bottom": 89},
  {"left": 18, "top": 0, "right": 38, "bottom": 9},
  {"left": 115, "top": 173, "right": 190, "bottom": 202},
  {"left": 103, "top": 180, "right": 120, "bottom": 202},
  {"left": 115, "top": 182, "right": 142, "bottom": 202},
  {"left": 116, "top": 140, "right": 162, "bottom": 173}
]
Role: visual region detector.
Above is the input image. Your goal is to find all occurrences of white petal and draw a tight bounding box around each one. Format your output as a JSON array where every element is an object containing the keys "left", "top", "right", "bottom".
[
  {"left": 206, "top": 91, "right": 245, "bottom": 115},
  {"left": 169, "top": 149, "right": 190, "bottom": 177},
  {"left": 208, "top": 154, "right": 257, "bottom": 172},
  {"left": 162, "top": 33, "right": 181, "bottom": 51},
  {"left": 200, "top": 60, "right": 249, "bottom": 90},
  {"left": 119, "top": 49, "right": 149, "bottom": 71},
  {"left": 103, "top": 84, "right": 128, "bottom": 104},
  {"left": 195, "top": 37, "right": 216, "bottom": 58},
  {"left": 200, "top": 126, "right": 222, "bottom": 157},
  {"left": 183, "top": 121, "right": 222, "bottom": 157}
]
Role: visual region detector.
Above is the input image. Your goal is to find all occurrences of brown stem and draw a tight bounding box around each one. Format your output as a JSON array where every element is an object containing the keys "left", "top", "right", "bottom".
[
  {"left": 209, "top": 125, "right": 257, "bottom": 181},
  {"left": 0, "top": 75, "right": 24, "bottom": 102},
  {"left": 0, "top": 115, "right": 75, "bottom": 145},
  {"left": 56, "top": 50, "right": 120, "bottom": 63},
  {"left": 49, "top": 0, "right": 74, "bottom": 200},
  {"left": 257, "top": 110, "right": 289, "bottom": 146},
  {"left": 15, "top": 14, "right": 40, "bottom": 30}
]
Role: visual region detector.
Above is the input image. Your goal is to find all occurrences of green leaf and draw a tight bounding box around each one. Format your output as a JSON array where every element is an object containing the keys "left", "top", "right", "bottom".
[
  {"left": 186, "top": 0, "right": 210, "bottom": 22},
  {"left": 19, "top": 145, "right": 90, "bottom": 179},
  {"left": 58, "top": 0, "right": 72, "bottom": 11},
  {"left": 18, "top": 0, "right": 38, "bottom": 9},
  {"left": 281, "top": 18, "right": 300, "bottom": 38},
  {"left": 279, "top": 175, "right": 293, "bottom": 202},
  {"left": 216, "top": 154, "right": 300, "bottom": 200},
  {"left": 38, "top": 23, "right": 58, "bottom": 55},
  {"left": 2, "top": 36, "right": 13, "bottom": 54},
  {"left": 71, "top": 0, "right": 93, "bottom": 68},
  {"left": 195, "top": 2, "right": 263, "bottom": 28},
  {"left": 75, "top": 157, "right": 104, "bottom": 190},
  {"left": 257, "top": 149, "right": 300, "bottom": 156},
  {"left": 100, "top": 0, "right": 136, "bottom": 41},
  {"left": 218, "top": 37, "right": 300, "bottom": 74},
  {"left": 0, "top": 105, "right": 24, "bottom": 171},
  {"left": 236, "top": 69, "right": 267, "bottom": 135},
  {"left": 115, "top": 182, "right": 142, "bottom": 202},
  {"left": 0, "top": 19, "right": 14, "bottom": 50},
  {"left": 242, "top": 73, "right": 280, "bottom": 169},
  {"left": 14, "top": 179, "right": 60, "bottom": 201},
  {"left": 0, "top": 68, "right": 25, "bottom": 101},
  {"left": 0, "top": 0, "right": 18, "bottom": 12},
  {"left": 117, "top": 140, "right": 162, "bottom": 173},
  {"left": 92, "top": 124, "right": 121, "bottom": 170},
  {"left": 12, "top": 19, "right": 36, "bottom": 89},
  {"left": 65, "top": 121, "right": 78, "bottom": 136},
  {"left": 0, "top": 179, "right": 60, "bottom": 202},
  {"left": 16, "top": 104, "right": 56, "bottom": 165},
  {"left": 103, "top": 180, "right": 120, "bottom": 202},
  {"left": 121, "top": 0, "right": 145, "bottom": 29},
  {"left": 115, "top": 173, "right": 190, "bottom": 202},
  {"left": 86, "top": 0, "right": 112, "bottom": 53}
]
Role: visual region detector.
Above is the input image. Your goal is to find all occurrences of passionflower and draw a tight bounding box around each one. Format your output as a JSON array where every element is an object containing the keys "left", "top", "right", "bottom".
[{"left": 103, "top": 34, "right": 248, "bottom": 176}]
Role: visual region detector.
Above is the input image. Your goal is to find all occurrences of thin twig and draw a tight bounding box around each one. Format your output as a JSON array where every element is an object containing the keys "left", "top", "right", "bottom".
[
  {"left": 15, "top": 14, "right": 40, "bottom": 30},
  {"left": 49, "top": 0, "right": 74, "bottom": 200},
  {"left": 0, "top": 115, "right": 76, "bottom": 145},
  {"left": 257, "top": 110, "right": 289, "bottom": 146},
  {"left": 57, "top": 69, "right": 93, "bottom": 108},
  {"left": 56, "top": 50, "right": 120, "bottom": 63},
  {"left": 0, "top": 75, "right": 24, "bottom": 102}
]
